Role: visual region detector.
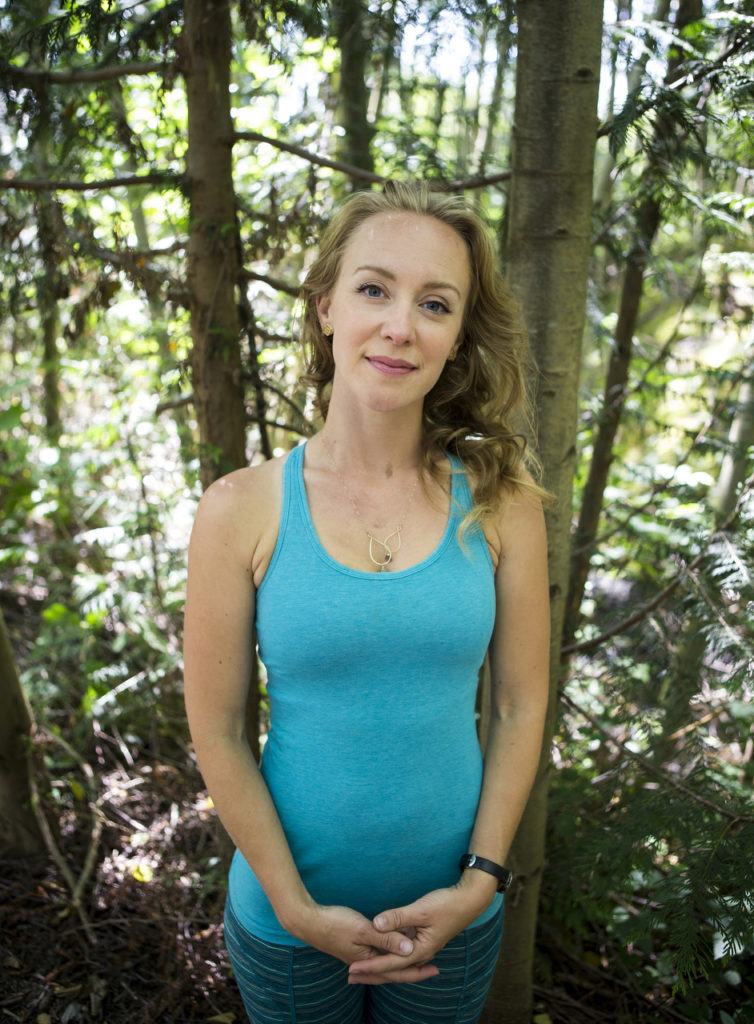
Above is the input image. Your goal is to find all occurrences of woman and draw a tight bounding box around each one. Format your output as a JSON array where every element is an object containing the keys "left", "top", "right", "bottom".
[{"left": 183, "top": 180, "right": 554, "bottom": 1023}]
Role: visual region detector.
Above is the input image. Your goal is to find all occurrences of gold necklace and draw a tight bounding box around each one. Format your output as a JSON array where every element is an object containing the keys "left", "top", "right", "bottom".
[{"left": 318, "top": 435, "right": 422, "bottom": 571}]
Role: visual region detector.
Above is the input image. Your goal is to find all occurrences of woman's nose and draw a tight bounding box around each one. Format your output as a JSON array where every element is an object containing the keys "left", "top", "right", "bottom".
[{"left": 380, "top": 303, "right": 415, "bottom": 344}]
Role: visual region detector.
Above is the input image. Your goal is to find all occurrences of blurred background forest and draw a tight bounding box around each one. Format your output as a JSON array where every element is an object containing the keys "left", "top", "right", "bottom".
[{"left": 1, "top": 1, "right": 753, "bottom": 1023}]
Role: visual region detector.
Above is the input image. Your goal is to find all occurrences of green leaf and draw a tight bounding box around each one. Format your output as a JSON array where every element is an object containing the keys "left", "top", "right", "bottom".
[{"left": 0, "top": 405, "right": 23, "bottom": 430}]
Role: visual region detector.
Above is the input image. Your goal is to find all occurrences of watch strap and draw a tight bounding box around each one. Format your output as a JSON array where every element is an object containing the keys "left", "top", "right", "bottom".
[{"left": 459, "top": 852, "right": 513, "bottom": 893}]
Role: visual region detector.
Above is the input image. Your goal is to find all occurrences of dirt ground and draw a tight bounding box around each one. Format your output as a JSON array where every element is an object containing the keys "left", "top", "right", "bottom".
[{"left": 1, "top": 752, "right": 740, "bottom": 1024}]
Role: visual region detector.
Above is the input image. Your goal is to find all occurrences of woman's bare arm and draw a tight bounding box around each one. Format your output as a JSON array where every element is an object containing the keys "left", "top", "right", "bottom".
[
  {"left": 458, "top": 470, "right": 551, "bottom": 903},
  {"left": 182, "top": 470, "right": 315, "bottom": 934}
]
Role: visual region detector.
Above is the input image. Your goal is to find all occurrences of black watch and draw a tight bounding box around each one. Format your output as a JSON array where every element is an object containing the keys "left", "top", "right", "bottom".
[{"left": 459, "top": 852, "right": 513, "bottom": 893}]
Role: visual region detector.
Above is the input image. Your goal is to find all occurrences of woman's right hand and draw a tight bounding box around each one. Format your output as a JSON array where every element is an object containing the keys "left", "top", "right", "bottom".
[{"left": 294, "top": 902, "right": 440, "bottom": 982}]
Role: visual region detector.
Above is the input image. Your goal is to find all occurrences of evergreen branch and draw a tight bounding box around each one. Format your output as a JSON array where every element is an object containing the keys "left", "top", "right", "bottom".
[
  {"left": 597, "top": 24, "right": 754, "bottom": 139},
  {"left": 563, "top": 473, "right": 754, "bottom": 656},
  {"left": 537, "top": 919, "right": 701, "bottom": 1023},
  {"left": 574, "top": 355, "right": 748, "bottom": 556},
  {"left": 0, "top": 171, "right": 185, "bottom": 192},
  {"left": 233, "top": 130, "right": 511, "bottom": 190},
  {"left": 559, "top": 691, "right": 754, "bottom": 825},
  {"left": 0, "top": 58, "right": 175, "bottom": 83},
  {"left": 686, "top": 563, "right": 754, "bottom": 658}
]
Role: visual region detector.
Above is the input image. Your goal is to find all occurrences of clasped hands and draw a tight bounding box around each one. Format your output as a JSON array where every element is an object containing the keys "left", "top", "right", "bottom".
[{"left": 345, "top": 879, "right": 493, "bottom": 986}]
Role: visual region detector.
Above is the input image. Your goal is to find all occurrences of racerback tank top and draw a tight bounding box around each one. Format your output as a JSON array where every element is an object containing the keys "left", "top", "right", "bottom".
[{"left": 227, "top": 439, "right": 504, "bottom": 945}]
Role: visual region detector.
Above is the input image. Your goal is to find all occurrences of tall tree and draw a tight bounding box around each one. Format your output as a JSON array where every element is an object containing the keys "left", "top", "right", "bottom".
[
  {"left": 331, "top": 0, "right": 375, "bottom": 187},
  {"left": 182, "top": 0, "right": 246, "bottom": 487},
  {"left": 487, "top": 2, "right": 606, "bottom": 1021}
]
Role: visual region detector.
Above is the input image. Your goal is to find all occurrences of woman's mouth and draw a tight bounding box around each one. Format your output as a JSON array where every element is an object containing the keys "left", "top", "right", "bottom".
[{"left": 366, "top": 357, "right": 416, "bottom": 377}]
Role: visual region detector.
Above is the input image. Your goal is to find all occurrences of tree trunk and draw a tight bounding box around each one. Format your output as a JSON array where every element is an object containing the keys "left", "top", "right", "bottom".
[
  {"left": 29, "top": 61, "right": 62, "bottom": 444},
  {"left": 710, "top": 366, "right": 754, "bottom": 523},
  {"left": 372, "top": 0, "right": 399, "bottom": 127},
  {"left": 332, "top": 0, "right": 375, "bottom": 188},
  {"left": 182, "top": 0, "right": 246, "bottom": 488},
  {"left": 484, "top": 3, "right": 605, "bottom": 1021},
  {"left": 0, "top": 608, "right": 45, "bottom": 860},
  {"left": 430, "top": 81, "right": 449, "bottom": 155},
  {"left": 468, "top": 20, "right": 489, "bottom": 169},
  {"left": 474, "top": 6, "right": 513, "bottom": 217},
  {"left": 562, "top": 0, "right": 704, "bottom": 654}
]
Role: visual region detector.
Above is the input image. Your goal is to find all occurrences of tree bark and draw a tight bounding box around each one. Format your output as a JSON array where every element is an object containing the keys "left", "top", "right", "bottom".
[
  {"left": 484, "top": 3, "right": 605, "bottom": 1021},
  {"left": 182, "top": 0, "right": 246, "bottom": 488},
  {"left": 0, "top": 608, "right": 45, "bottom": 860},
  {"left": 332, "top": 0, "right": 375, "bottom": 188}
]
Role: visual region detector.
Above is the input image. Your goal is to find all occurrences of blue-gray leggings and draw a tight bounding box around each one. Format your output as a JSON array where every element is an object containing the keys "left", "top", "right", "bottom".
[{"left": 223, "top": 895, "right": 504, "bottom": 1024}]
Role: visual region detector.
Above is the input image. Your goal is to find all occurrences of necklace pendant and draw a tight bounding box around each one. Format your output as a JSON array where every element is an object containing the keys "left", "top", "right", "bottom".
[{"left": 368, "top": 532, "right": 394, "bottom": 569}]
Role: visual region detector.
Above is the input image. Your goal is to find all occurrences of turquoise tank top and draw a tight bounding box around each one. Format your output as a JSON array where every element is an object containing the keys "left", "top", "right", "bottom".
[{"left": 227, "top": 439, "right": 504, "bottom": 945}]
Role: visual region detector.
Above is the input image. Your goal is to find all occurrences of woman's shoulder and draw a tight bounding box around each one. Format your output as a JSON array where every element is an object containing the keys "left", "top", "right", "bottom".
[
  {"left": 461, "top": 457, "right": 543, "bottom": 562},
  {"left": 199, "top": 451, "right": 288, "bottom": 512},
  {"left": 192, "top": 451, "right": 292, "bottom": 571}
]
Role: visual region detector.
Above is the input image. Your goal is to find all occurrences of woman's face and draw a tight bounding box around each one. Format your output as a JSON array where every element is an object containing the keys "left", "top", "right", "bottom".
[{"left": 316, "top": 211, "right": 471, "bottom": 413}]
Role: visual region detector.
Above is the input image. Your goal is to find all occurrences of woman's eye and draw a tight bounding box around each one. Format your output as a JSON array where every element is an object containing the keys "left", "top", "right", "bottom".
[
  {"left": 356, "top": 283, "right": 449, "bottom": 315},
  {"left": 358, "top": 282, "right": 385, "bottom": 299}
]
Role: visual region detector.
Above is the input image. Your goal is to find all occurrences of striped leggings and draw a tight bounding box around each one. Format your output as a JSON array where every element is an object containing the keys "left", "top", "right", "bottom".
[{"left": 223, "top": 894, "right": 504, "bottom": 1024}]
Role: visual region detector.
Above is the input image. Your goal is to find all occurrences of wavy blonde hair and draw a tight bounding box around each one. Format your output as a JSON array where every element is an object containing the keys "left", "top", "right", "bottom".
[{"left": 297, "top": 180, "right": 556, "bottom": 555}]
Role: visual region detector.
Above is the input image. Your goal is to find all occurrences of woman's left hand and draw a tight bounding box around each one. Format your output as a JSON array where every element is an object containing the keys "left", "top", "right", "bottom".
[{"left": 347, "top": 878, "right": 495, "bottom": 985}]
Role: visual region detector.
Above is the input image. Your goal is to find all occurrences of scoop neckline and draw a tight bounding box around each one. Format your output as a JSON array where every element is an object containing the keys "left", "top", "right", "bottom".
[{"left": 296, "top": 439, "right": 458, "bottom": 581}]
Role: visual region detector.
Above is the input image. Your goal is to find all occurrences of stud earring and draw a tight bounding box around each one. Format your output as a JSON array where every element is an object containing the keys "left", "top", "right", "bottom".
[{"left": 323, "top": 323, "right": 333, "bottom": 336}]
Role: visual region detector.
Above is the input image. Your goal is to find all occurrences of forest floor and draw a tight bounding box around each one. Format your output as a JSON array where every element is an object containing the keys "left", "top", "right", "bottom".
[{"left": 0, "top": 750, "right": 738, "bottom": 1024}]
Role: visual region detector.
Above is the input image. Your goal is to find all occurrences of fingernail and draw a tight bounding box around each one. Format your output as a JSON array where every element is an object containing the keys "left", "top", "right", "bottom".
[
  {"left": 375, "top": 915, "right": 386, "bottom": 928},
  {"left": 400, "top": 940, "right": 413, "bottom": 953}
]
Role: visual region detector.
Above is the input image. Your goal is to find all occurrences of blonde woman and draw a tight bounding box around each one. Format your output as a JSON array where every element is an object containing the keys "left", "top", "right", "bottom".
[{"left": 183, "top": 180, "right": 553, "bottom": 1023}]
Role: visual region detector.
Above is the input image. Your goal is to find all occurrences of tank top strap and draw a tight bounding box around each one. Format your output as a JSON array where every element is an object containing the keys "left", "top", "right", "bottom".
[
  {"left": 287, "top": 440, "right": 306, "bottom": 508},
  {"left": 447, "top": 450, "right": 495, "bottom": 573},
  {"left": 448, "top": 450, "right": 472, "bottom": 517},
  {"left": 254, "top": 443, "right": 306, "bottom": 598}
]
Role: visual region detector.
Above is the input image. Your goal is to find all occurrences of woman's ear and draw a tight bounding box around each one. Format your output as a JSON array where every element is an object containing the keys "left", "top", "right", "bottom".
[{"left": 315, "top": 293, "right": 331, "bottom": 325}]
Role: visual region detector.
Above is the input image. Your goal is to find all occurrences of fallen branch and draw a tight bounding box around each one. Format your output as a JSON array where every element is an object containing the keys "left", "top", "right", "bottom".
[{"left": 27, "top": 722, "right": 106, "bottom": 946}]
